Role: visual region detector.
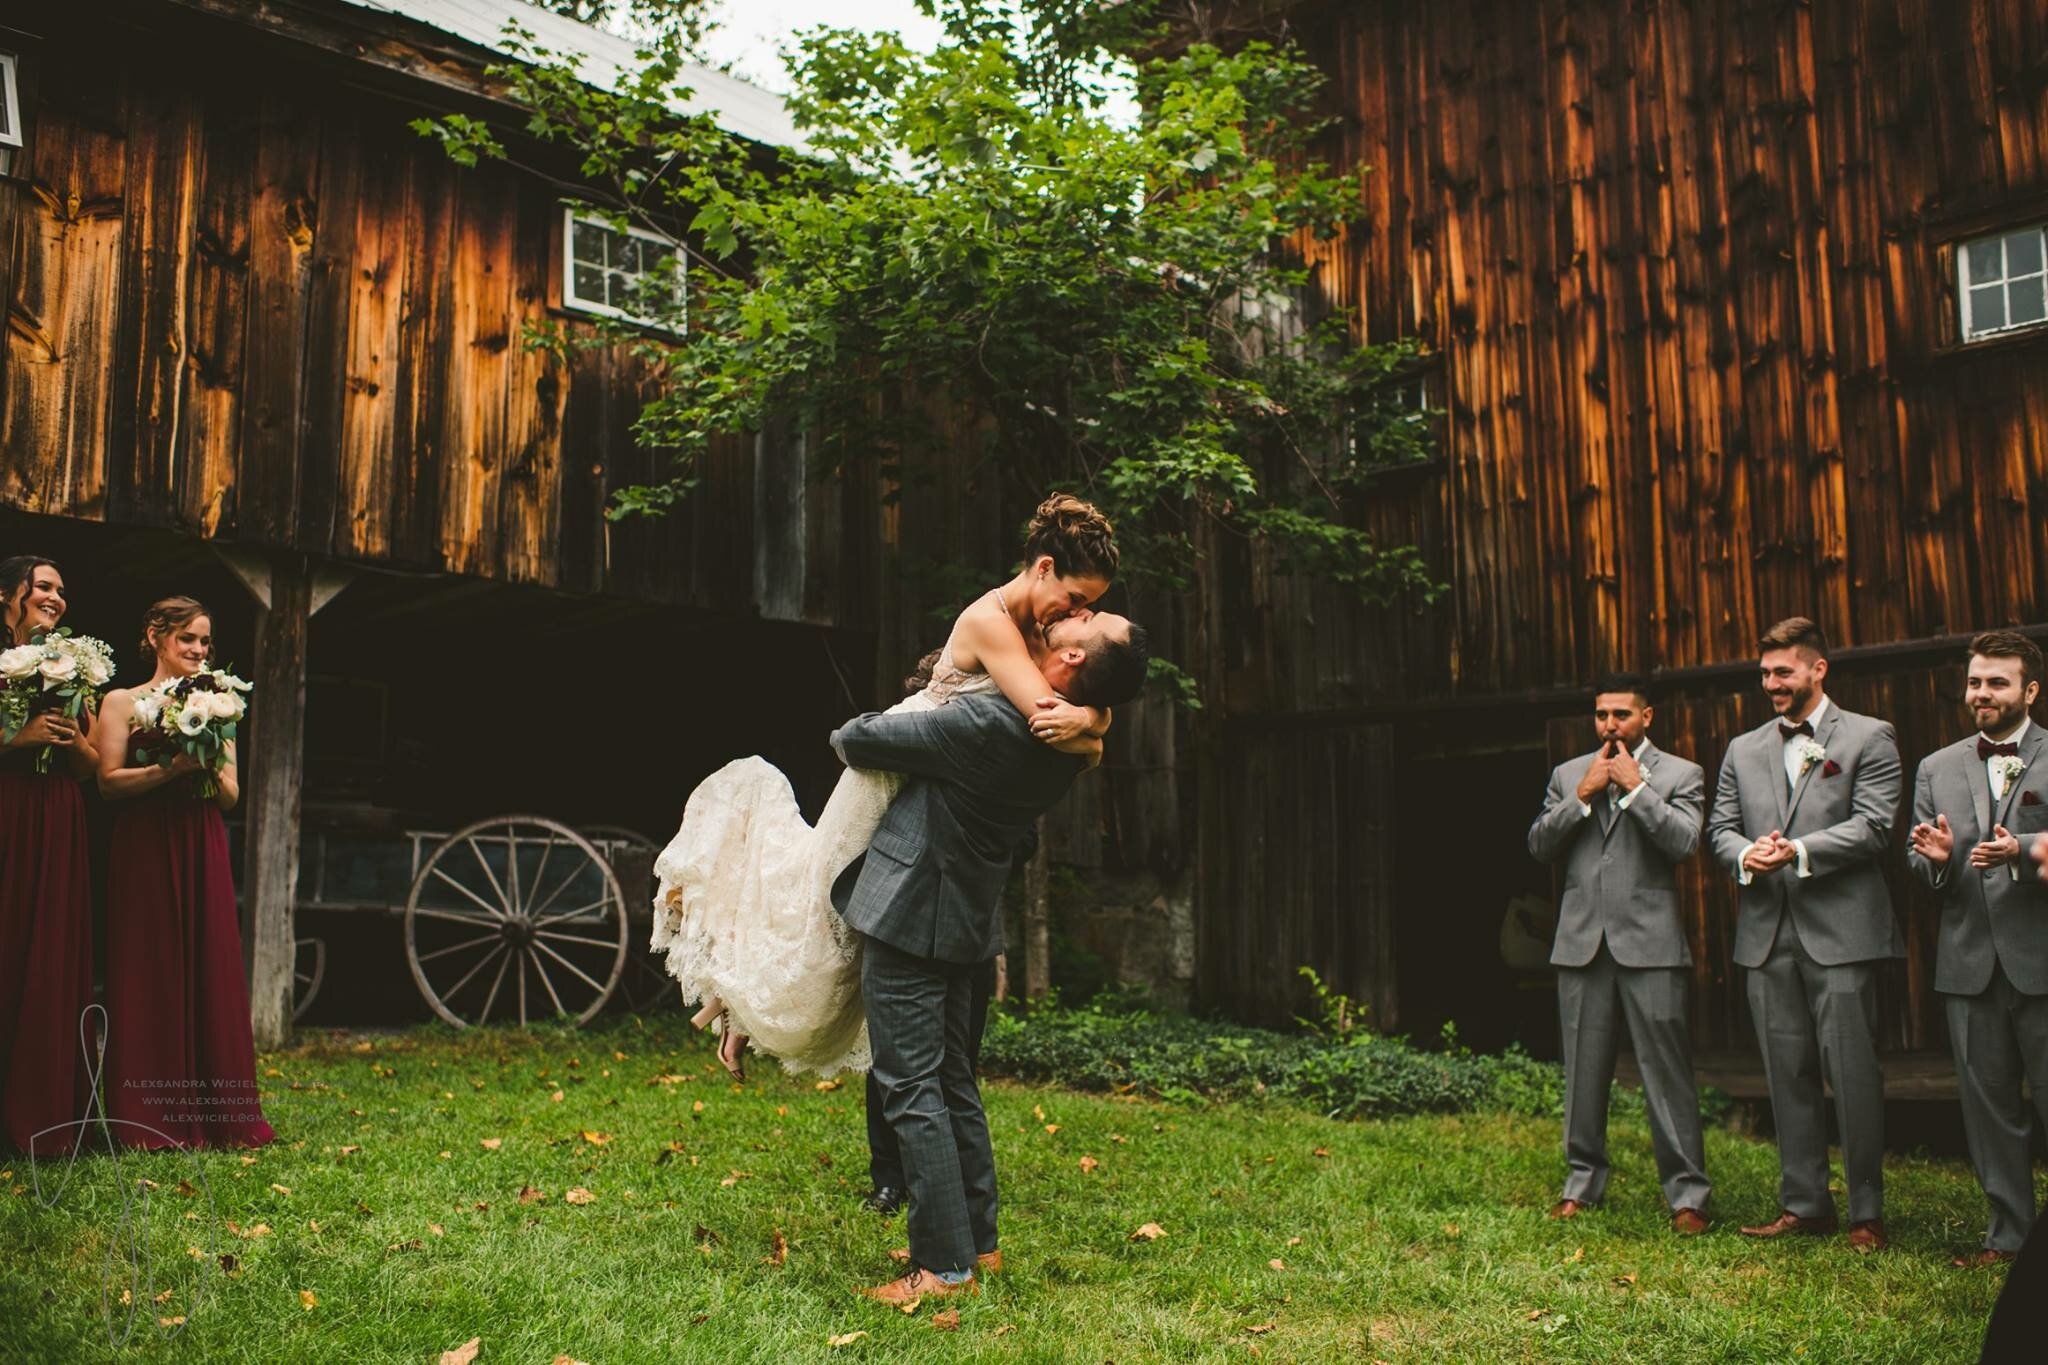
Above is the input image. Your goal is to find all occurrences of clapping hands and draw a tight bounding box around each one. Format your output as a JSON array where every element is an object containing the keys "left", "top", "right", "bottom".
[
  {"left": 1743, "top": 830, "right": 1799, "bottom": 875},
  {"left": 1909, "top": 813, "right": 1955, "bottom": 866}
]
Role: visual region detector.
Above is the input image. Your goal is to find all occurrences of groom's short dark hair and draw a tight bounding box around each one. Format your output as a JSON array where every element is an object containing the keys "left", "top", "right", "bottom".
[
  {"left": 1066, "top": 622, "right": 1150, "bottom": 709},
  {"left": 1593, "top": 671, "right": 1654, "bottom": 708},
  {"left": 1970, "top": 630, "right": 2045, "bottom": 689}
]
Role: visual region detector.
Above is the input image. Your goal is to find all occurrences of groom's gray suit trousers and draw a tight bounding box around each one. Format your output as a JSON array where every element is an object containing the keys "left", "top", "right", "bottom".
[{"left": 862, "top": 934, "right": 997, "bottom": 1275}]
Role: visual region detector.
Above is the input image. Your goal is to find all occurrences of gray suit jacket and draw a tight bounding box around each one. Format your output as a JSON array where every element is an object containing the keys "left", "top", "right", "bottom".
[
  {"left": 1527, "top": 741, "right": 1705, "bottom": 969},
  {"left": 1908, "top": 724, "right": 2048, "bottom": 996},
  {"left": 1706, "top": 701, "right": 1905, "bottom": 968},
  {"left": 829, "top": 692, "right": 1085, "bottom": 964}
]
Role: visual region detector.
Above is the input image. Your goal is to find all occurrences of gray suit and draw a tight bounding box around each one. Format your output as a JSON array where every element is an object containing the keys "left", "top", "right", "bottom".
[
  {"left": 1707, "top": 700, "right": 1904, "bottom": 1223},
  {"left": 1909, "top": 722, "right": 2048, "bottom": 1251},
  {"left": 1528, "top": 741, "right": 1710, "bottom": 1211},
  {"left": 830, "top": 692, "right": 1085, "bottom": 1276}
]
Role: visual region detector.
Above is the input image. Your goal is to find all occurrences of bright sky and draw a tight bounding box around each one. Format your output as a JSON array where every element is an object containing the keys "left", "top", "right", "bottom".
[{"left": 696, "top": 0, "right": 947, "bottom": 91}]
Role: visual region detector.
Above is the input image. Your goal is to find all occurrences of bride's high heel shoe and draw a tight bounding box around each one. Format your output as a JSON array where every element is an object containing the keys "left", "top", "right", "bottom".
[{"left": 690, "top": 993, "right": 749, "bottom": 1081}]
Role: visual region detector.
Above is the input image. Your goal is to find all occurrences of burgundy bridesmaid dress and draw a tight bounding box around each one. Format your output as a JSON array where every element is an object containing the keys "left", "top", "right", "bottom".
[
  {"left": 0, "top": 744, "right": 96, "bottom": 1157},
  {"left": 102, "top": 731, "right": 274, "bottom": 1149}
]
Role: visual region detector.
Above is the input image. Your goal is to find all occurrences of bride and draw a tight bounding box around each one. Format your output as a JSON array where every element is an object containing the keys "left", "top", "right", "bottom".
[{"left": 650, "top": 494, "right": 1121, "bottom": 1078}]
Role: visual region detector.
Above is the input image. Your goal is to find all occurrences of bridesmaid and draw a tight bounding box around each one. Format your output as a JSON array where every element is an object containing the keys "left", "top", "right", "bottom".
[
  {"left": 97, "top": 597, "right": 274, "bottom": 1150},
  {"left": 0, "top": 556, "right": 99, "bottom": 1157}
]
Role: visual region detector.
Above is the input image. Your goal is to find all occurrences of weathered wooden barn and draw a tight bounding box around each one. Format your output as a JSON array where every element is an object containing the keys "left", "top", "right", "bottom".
[{"left": 1189, "top": 0, "right": 2048, "bottom": 1062}]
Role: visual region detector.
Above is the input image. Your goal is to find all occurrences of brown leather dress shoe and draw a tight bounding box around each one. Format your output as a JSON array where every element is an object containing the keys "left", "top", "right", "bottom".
[
  {"left": 890, "top": 1248, "right": 1002, "bottom": 1275},
  {"left": 1846, "top": 1220, "right": 1888, "bottom": 1252},
  {"left": 1671, "top": 1207, "right": 1709, "bottom": 1236},
  {"left": 1547, "top": 1199, "right": 1589, "bottom": 1220},
  {"left": 1952, "top": 1248, "right": 2017, "bottom": 1268},
  {"left": 857, "top": 1267, "right": 979, "bottom": 1307},
  {"left": 1739, "top": 1210, "right": 1840, "bottom": 1238}
]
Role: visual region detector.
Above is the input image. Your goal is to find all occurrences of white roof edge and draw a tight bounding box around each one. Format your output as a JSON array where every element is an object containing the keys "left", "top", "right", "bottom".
[{"left": 331, "top": 0, "right": 807, "bottom": 150}]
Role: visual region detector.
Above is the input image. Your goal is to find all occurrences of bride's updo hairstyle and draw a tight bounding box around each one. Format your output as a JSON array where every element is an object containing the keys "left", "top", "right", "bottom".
[
  {"left": 140, "top": 596, "right": 213, "bottom": 664},
  {"left": 1022, "top": 493, "right": 1118, "bottom": 581}
]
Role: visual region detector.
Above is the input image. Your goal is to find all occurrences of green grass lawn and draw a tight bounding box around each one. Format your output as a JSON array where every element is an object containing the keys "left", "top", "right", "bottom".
[{"left": 0, "top": 1014, "right": 2013, "bottom": 1362}]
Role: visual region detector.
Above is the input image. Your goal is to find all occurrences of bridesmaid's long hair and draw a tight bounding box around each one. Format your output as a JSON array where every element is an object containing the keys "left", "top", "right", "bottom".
[
  {"left": 0, "top": 555, "right": 60, "bottom": 648},
  {"left": 1022, "top": 493, "right": 1118, "bottom": 582},
  {"left": 139, "top": 596, "right": 213, "bottom": 665}
]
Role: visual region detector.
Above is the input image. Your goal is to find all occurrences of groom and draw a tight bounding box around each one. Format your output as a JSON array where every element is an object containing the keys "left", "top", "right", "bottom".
[{"left": 829, "top": 611, "right": 1150, "bottom": 1305}]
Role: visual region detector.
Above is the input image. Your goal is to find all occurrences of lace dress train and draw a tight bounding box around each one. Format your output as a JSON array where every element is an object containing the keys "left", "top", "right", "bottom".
[{"left": 650, "top": 666, "right": 996, "bottom": 1077}]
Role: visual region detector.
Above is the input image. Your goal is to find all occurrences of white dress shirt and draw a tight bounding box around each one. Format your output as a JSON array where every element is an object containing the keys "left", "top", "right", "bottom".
[
  {"left": 1984, "top": 716, "right": 2032, "bottom": 804},
  {"left": 1737, "top": 696, "right": 1828, "bottom": 884}
]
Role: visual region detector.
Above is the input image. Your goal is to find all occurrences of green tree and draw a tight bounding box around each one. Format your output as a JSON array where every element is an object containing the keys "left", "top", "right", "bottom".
[{"left": 416, "top": 0, "right": 1440, "bottom": 697}]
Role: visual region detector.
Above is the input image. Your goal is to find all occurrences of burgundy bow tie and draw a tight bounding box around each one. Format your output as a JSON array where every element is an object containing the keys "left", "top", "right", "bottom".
[
  {"left": 1779, "top": 720, "right": 1814, "bottom": 741},
  {"left": 1979, "top": 737, "right": 2021, "bottom": 760}
]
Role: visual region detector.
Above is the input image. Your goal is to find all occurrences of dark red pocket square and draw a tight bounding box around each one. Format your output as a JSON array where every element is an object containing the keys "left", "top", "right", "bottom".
[
  {"left": 1821, "top": 760, "right": 1842, "bottom": 778},
  {"left": 2025, "top": 790, "right": 2043, "bottom": 807}
]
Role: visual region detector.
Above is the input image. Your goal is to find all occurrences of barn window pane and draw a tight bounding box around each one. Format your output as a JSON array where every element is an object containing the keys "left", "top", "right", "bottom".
[
  {"left": 1959, "top": 226, "right": 2048, "bottom": 341},
  {"left": 2010, "top": 230, "right": 2044, "bottom": 277},
  {"left": 562, "top": 206, "right": 685, "bottom": 329},
  {"left": 2010, "top": 276, "right": 2047, "bottom": 328},
  {"left": 0, "top": 54, "right": 19, "bottom": 150}
]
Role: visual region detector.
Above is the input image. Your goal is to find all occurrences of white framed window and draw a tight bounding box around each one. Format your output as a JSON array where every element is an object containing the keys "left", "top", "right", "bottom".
[
  {"left": 0, "top": 53, "right": 23, "bottom": 151},
  {"left": 1959, "top": 225, "right": 2047, "bottom": 341},
  {"left": 562, "top": 206, "right": 684, "bottom": 328}
]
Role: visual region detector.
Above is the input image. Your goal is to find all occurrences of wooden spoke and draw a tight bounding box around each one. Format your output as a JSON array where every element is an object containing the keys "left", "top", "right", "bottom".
[
  {"left": 535, "top": 929, "right": 624, "bottom": 951},
  {"left": 476, "top": 948, "right": 513, "bottom": 1024},
  {"left": 466, "top": 835, "right": 514, "bottom": 917},
  {"left": 529, "top": 946, "right": 571, "bottom": 1018},
  {"left": 532, "top": 897, "right": 616, "bottom": 931},
  {"left": 412, "top": 905, "right": 503, "bottom": 929},
  {"left": 415, "top": 930, "right": 503, "bottom": 964},
  {"left": 521, "top": 856, "right": 586, "bottom": 923},
  {"left": 522, "top": 830, "right": 560, "bottom": 917},
  {"left": 533, "top": 939, "right": 610, "bottom": 998},
  {"left": 428, "top": 867, "right": 506, "bottom": 920},
  {"left": 444, "top": 943, "right": 509, "bottom": 1006},
  {"left": 516, "top": 952, "right": 528, "bottom": 1028}
]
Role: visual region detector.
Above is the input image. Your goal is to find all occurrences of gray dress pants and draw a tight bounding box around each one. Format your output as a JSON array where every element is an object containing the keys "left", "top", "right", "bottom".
[{"left": 1945, "top": 960, "right": 2048, "bottom": 1252}]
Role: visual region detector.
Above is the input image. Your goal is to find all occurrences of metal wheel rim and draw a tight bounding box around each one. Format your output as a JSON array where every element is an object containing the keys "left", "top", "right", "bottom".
[
  {"left": 292, "top": 938, "right": 326, "bottom": 1023},
  {"left": 403, "top": 816, "right": 629, "bottom": 1029}
]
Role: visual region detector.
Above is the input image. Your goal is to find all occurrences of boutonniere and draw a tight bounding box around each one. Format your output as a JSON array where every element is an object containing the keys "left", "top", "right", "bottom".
[
  {"left": 1993, "top": 754, "right": 2027, "bottom": 793},
  {"left": 1792, "top": 737, "right": 1827, "bottom": 776},
  {"left": 1821, "top": 759, "right": 1842, "bottom": 778},
  {"left": 2024, "top": 789, "right": 2043, "bottom": 807}
]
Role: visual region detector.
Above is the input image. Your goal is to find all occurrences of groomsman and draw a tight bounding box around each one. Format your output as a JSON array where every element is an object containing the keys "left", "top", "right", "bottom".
[
  {"left": 1908, "top": 630, "right": 2048, "bottom": 1267},
  {"left": 1527, "top": 673, "right": 1711, "bottom": 1233},
  {"left": 1707, "top": 617, "right": 1904, "bottom": 1251}
]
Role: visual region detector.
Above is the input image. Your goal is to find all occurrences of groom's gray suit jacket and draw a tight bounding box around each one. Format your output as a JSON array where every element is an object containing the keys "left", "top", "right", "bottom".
[
  {"left": 1706, "top": 703, "right": 1905, "bottom": 969},
  {"left": 1526, "top": 741, "right": 1705, "bottom": 969},
  {"left": 829, "top": 691, "right": 1085, "bottom": 963},
  {"left": 1908, "top": 724, "right": 2048, "bottom": 996}
]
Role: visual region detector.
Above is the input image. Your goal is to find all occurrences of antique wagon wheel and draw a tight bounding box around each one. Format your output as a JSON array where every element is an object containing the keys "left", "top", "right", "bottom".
[
  {"left": 403, "top": 816, "right": 628, "bottom": 1029},
  {"left": 580, "top": 824, "right": 678, "bottom": 1013},
  {"left": 292, "top": 938, "right": 326, "bottom": 1023}
]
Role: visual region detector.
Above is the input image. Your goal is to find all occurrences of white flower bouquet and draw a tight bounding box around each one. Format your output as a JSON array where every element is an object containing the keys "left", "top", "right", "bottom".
[
  {"left": 131, "top": 666, "right": 252, "bottom": 798},
  {"left": 0, "top": 629, "right": 118, "bottom": 773}
]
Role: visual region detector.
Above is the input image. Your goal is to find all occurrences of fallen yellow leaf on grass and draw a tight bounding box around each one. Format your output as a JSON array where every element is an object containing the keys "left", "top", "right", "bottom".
[
  {"left": 720, "top": 1170, "right": 749, "bottom": 1188},
  {"left": 1130, "top": 1222, "right": 1167, "bottom": 1241},
  {"left": 1613, "top": 1273, "right": 1637, "bottom": 1287},
  {"left": 1109, "top": 1134, "right": 1127, "bottom": 1144},
  {"left": 1078, "top": 1155, "right": 1100, "bottom": 1174},
  {"left": 1564, "top": 1246, "right": 1584, "bottom": 1265},
  {"left": 337, "top": 1146, "right": 359, "bottom": 1158},
  {"left": 564, "top": 1188, "right": 596, "bottom": 1206},
  {"left": 154, "top": 1288, "right": 173, "bottom": 1304},
  {"left": 1525, "top": 1309, "right": 1548, "bottom": 1321},
  {"left": 242, "top": 1223, "right": 272, "bottom": 1239},
  {"left": 1032, "top": 1105, "right": 1046, "bottom": 1121},
  {"left": 1044, "top": 1124, "right": 1060, "bottom": 1135},
  {"left": 1268, "top": 1258, "right": 1286, "bottom": 1271},
  {"left": 827, "top": 1331, "right": 868, "bottom": 1347},
  {"left": 518, "top": 1185, "right": 546, "bottom": 1205},
  {"left": 430, "top": 1223, "right": 445, "bottom": 1237},
  {"left": 1312, "top": 1147, "right": 1331, "bottom": 1158},
  {"left": 692, "top": 1100, "right": 706, "bottom": 1114},
  {"left": 480, "top": 1138, "right": 503, "bottom": 1151},
  {"left": 931, "top": 1308, "right": 960, "bottom": 1331},
  {"left": 439, "top": 1338, "right": 481, "bottom": 1365},
  {"left": 159, "top": 1315, "right": 186, "bottom": 1328},
  {"left": 992, "top": 1324, "right": 1016, "bottom": 1337},
  {"left": 238, "top": 1155, "right": 258, "bottom": 1166},
  {"left": 1246, "top": 1322, "right": 1276, "bottom": 1335},
  {"left": 765, "top": 1229, "right": 788, "bottom": 1267},
  {"left": 550, "top": 1090, "right": 565, "bottom": 1103},
  {"left": 270, "top": 1184, "right": 292, "bottom": 1197},
  {"left": 1286, "top": 1236, "right": 1302, "bottom": 1247},
  {"left": 1442, "top": 1223, "right": 1460, "bottom": 1237},
  {"left": 551, "top": 1356, "right": 592, "bottom": 1365},
  {"left": 299, "top": 1289, "right": 318, "bottom": 1311},
  {"left": 580, "top": 1131, "right": 611, "bottom": 1146},
  {"left": 816, "top": 1079, "right": 842, "bottom": 1092}
]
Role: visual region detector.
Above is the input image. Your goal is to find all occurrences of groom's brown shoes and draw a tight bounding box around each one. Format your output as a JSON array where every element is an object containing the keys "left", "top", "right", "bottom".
[
  {"left": 858, "top": 1267, "right": 979, "bottom": 1307},
  {"left": 1739, "top": 1209, "right": 1839, "bottom": 1239},
  {"left": 890, "top": 1248, "right": 1001, "bottom": 1275}
]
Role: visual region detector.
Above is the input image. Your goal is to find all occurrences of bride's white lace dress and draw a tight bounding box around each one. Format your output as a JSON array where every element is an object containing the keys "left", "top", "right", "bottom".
[{"left": 648, "top": 645, "right": 998, "bottom": 1077}]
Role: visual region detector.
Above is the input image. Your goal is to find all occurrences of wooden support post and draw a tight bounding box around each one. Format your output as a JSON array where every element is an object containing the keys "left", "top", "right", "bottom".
[
  {"left": 241, "top": 552, "right": 310, "bottom": 1048},
  {"left": 1023, "top": 816, "right": 1052, "bottom": 999}
]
